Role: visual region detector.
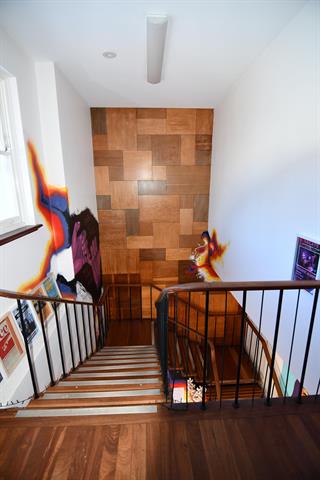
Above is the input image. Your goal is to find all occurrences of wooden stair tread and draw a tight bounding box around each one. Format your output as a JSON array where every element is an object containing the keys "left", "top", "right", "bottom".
[
  {"left": 47, "top": 383, "right": 163, "bottom": 393},
  {"left": 27, "top": 396, "right": 164, "bottom": 408}
]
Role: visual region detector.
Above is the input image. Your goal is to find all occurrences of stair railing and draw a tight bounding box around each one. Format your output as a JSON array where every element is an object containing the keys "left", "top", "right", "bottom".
[
  {"left": 156, "top": 280, "right": 320, "bottom": 409},
  {"left": 0, "top": 288, "right": 108, "bottom": 403}
]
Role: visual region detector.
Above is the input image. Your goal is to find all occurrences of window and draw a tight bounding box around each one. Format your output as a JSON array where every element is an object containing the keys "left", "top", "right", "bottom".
[{"left": 0, "top": 69, "right": 34, "bottom": 235}]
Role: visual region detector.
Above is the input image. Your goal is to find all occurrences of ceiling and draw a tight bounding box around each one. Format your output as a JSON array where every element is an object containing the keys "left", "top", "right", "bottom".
[{"left": 0, "top": 0, "right": 307, "bottom": 107}]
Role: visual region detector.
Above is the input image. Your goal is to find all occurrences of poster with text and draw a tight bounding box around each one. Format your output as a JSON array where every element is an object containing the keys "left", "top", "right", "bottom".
[
  {"left": 42, "top": 274, "right": 61, "bottom": 299},
  {"left": 12, "top": 301, "right": 39, "bottom": 344},
  {"left": 0, "top": 314, "right": 24, "bottom": 376},
  {"left": 31, "top": 285, "right": 53, "bottom": 322},
  {"left": 292, "top": 236, "right": 320, "bottom": 291}
]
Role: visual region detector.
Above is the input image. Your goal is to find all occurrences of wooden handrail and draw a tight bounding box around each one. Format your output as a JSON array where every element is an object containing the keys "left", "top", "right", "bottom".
[
  {"left": 208, "top": 340, "right": 221, "bottom": 399},
  {"left": 0, "top": 288, "right": 94, "bottom": 306},
  {"left": 245, "top": 316, "right": 283, "bottom": 397},
  {"left": 98, "top": 282, "right": 163, "bottom": 305},
  {"left": 156, "top": 280, "right": 320, "bottom": 304}
]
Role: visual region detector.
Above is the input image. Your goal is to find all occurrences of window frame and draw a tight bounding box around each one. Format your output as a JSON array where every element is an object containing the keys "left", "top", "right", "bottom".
[{"left": 0, "top": 67, "right": 35, "bottom": 236}]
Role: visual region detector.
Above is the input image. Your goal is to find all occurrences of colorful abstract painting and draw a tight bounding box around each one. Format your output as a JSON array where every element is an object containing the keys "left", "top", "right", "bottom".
[
  {"left": 191, "top": 229, "right": 227, "bottom": 281},
  {"left": 21, "top": 142, "right": 101, "bottom": 301},
  {"left": 21, "top": 142, "right": 70, "bottom": 292}
]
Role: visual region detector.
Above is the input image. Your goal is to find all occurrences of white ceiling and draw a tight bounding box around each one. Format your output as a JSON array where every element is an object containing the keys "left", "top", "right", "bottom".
[{"left": 0, "top": 0, "right": 307, "bottom": 107}]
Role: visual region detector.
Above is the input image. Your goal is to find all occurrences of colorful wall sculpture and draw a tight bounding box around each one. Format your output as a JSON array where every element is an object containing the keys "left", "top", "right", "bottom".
[
  {"left": 191, "top": 229, "right": 228, "bottom": 281},
  {"left": 20, "top": 142, "right": 101, "bottom": 300}
]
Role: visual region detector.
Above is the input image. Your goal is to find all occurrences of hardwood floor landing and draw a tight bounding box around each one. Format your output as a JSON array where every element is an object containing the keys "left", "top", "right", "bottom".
[
  {"left": 106, "top": 319, "right": 153, "bottom": 346},
  {"left": 1, "top": 400, "right": 320, "bottom": 479}
]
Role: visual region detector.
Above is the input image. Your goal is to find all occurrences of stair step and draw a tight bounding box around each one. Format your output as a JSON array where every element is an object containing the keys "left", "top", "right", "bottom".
[
  {"left": 102, "top": 345, "right": 155, "bottom": 349},
  {"left": 101, "top": 347, "right": 156, "bottom": 353},
  {"left": 59, "top": 378, "right": 161, "bottom": 386},
  {"left": 94, "top": 354, "right": 158, "bottom": 360},
  {"left": 48, "top": 382, "right": 162, "bottom": 393},
  {"left": 77, "top": 363, "right": 159, "bottom": 371},
  {"left": 70, "top": 371, "right": 161, "bottom": 379},
  {"left": 43, "top": 389, "right": 161, "bottom": 399},
  {"left": 16, "top": 405, "right": 158, "bottom": 417},
  {"left": 27, "top": 395, "right": 164, "bottom": 409},
  {"left": 87, "top": 358, "right": 158, "bottom": 365}
]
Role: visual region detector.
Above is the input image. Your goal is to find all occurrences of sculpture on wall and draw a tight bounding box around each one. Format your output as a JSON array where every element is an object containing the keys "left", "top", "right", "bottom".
[
  {"left": 191, "top": 229, "right": 227, "bottom": 281},
  {"left": 21, "top": 142, "right": 101, "bottom": 301}
]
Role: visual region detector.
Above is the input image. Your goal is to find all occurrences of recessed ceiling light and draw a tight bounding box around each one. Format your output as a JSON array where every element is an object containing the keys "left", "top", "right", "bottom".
[{"left": 102, "top": 51, "right": 117, "bottom": 59}]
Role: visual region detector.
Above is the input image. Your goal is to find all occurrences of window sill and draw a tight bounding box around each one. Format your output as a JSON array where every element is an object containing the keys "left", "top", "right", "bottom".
[{"left": 0, "top": 224, "right": 43, "bottom": 246}]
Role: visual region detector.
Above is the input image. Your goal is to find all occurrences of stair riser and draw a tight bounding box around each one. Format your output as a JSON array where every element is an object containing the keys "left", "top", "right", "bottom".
[
  {"left": 87, "top": 359, "right": 158, "bottom": 365},
  {"left": 17, "top": 405, "right": 158, "bottom": 417},
  {"left": 59, "top": 378, "right": 161, "bottom": 386},
  {"left": 43, "top": 389, "right": 161, "bottom": 399},
  {"left": 70, "top": 371, "right": 161, "bottom": 378},
  {"left": 78, "top": 363, "right": 159, "bottom": 371}
]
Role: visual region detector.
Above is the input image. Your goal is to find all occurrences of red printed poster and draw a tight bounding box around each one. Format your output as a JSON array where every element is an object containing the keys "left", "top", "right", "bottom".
[{"left": 0, "top": 314, "right": 24, "bottom": 376}]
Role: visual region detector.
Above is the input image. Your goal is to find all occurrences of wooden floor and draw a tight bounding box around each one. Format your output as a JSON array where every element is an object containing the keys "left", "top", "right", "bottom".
[
  {"left": 106, "top": 319, "right": 153, "bottom": 346},
  {"left": 1, "top": 399, "right": 320, "bottom": 479}
]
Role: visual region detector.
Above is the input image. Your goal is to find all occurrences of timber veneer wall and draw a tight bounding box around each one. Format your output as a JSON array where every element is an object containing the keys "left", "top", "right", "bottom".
[{"left": 91, "top": 107, "right": 213, "bottom": 286}]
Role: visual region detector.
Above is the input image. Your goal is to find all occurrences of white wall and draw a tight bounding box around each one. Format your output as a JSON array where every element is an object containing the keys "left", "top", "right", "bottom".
[
  {"left": 55, "top": 66, "right": 97, "bottom": 216},
  {"left": 209, "top": 1, "right": 320, "bottom": 392},
  {"left": 0, "top": 29, "right": 98, "bottom": 406}
]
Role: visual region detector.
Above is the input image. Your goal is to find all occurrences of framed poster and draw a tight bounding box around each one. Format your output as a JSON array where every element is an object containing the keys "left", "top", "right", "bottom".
[
  {"left": 12, "top": 301, "right": 39, "bottom": 344},
  {"left": 0, "top": 314, "right": 24, "bottom": 376},
  {"left": 292, "top": 236, "right": 320, "bottom": 291},
  {"left": 31, "top": 285, "right": 53, "bottom": 322},
  {"left": 42, "top": 274, "right": 61, "bottom": 299}
]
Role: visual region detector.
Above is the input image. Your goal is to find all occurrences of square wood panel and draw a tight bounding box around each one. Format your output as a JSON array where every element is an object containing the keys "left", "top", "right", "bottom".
[
  {"left": 110, "top": 181, "right": 138, "bottom": 209},
  {"left": 91, "top": 107, "right": 213, "bottom": 287},
  {"left": 123, "top": 151, "right": 152, "bottom": 180}
]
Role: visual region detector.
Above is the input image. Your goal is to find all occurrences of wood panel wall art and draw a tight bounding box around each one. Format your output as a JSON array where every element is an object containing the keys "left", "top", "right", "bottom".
[{"left": 91, "top": 108, "right": 214, "bottom": 286}]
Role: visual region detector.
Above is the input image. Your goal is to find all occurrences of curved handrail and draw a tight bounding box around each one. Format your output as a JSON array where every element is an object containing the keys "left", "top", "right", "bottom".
[{"left": 156, "top": 280, "right": 320, "bottom": 304}]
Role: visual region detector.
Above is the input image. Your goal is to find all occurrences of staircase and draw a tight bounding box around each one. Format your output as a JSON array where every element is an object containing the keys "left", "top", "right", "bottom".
[
  {"left": 17, "top": 345, "right": 165, "bottom": 417},
  {"left": 168, "top": 330, "right": 263, "bottom": 402}
]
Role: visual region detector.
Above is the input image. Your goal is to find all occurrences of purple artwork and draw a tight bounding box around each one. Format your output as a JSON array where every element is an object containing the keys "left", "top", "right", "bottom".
[{"left": 70, "top": 208, "right": 101, "bottom": 301}]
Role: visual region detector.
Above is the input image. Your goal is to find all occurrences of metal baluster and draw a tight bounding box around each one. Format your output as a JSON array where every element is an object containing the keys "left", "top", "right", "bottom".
[
  {"left": 117, "top": 286, "right": 121, "bottom": 321},
  {"left": 150, "top": 286, "right": 153, "bottom": 321},
  {"left": 65, "top": 304, "right": 75, "bottom": 370},
  {"left": 92, "top": 305, "right": 98, "bottom": 350},
  {"left": 129, "top": 287, "right": 132, "bottom": 321},
  {"left": 234, "top": 290, "right": 247, "bottom": 408},
  {"left": 251, "top": 290, "right": 265, "bottom": 404},
  {"left": 38, "top": 300, "right": 55, "bottom": 385},
  {"left": 172, "top": 294, "right": 178, "bottom": 408},
  {"left": 17, "top": 300, "right": 39, "bottom": 398},
  {"left": 186, "top": 291, "right": 191, "bottom": 406},
  {"left": 297, "top": 288, "right": 319, "bottom": 403},
  {"left": 220, "top": 291, "right": 228, "bottom": 407},
  {"left": 81, "top": 304, "right": 89, "bottom": 359},
  {"left": 201, "top": 291, "right": 209, "bottom": 410},
  {"left": 140, "top": 285, "right": 143, "bottom": 321},
  {"left": 87, "top": 305, "right": 94, "bottom": 355},
  {"left": 53, "top": 302, "right": 66, "bottom": 377},
  {"left": 104, "top": 300, "right": 108, "bottom": 341},
  {"left": 266, "top": 290, "right": 284, "bottom": 406},
  {"left": 73, "top": 304, "right": 82, "bottom": 364},
  {"left": 283, "top": 290, "right": 300, "bottom": 402},
  {"left": 101, "top": 302, "right": 106, "bottom": 343},
  {"left": 99, "top": 305, "right": 104, "bottom": 348},
  {"left": 315, "top": 378, "right": 320, "bottom": 401}
]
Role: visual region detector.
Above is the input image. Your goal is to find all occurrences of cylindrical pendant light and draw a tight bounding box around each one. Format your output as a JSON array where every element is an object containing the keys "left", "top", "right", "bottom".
[{"left": 146, "top": 15, "right": 168, "bottom": 84}]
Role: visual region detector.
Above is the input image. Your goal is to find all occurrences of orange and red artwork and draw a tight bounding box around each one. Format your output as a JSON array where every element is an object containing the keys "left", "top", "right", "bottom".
[
  {"left": 191, "top": 230, "right": 228, "bottom": 281},
  {"left": 20, "top": 142, "right": 70, "bottom": 292}
]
